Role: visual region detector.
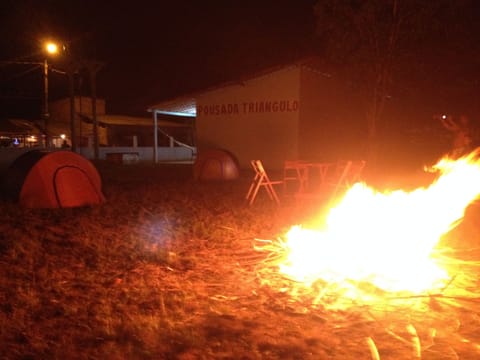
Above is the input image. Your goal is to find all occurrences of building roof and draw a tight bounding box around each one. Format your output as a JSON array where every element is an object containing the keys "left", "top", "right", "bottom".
[
  {"left": 148, "top": 98, "right": 197, "bottom": 118},
  {"left": 77, "top": 114, "right": 190, "bottom": 127},
  {"left": 147, "top": 56, "right": 332, "bottom": 117},
  {"left": 0, "top": 118, "right": 42, "bottom": 135}
]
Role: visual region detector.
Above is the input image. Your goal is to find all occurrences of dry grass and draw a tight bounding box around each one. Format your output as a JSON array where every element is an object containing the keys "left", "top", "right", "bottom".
[{"left": 0, "top": 161, "right": 479, "bottom": 359}]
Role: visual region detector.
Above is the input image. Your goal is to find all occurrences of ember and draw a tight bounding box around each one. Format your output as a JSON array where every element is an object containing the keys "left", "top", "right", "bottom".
[{"left": 272, "top": 151, "right": 480, "bottom": 304}]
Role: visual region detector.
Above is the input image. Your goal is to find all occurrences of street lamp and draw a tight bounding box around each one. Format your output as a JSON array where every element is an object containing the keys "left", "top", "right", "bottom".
[
  {"left": 42, "top": 40, "right": 62, "bottom": 147},
  {"left": 45, "top": 42, "right": 59, "bottom": 55}
]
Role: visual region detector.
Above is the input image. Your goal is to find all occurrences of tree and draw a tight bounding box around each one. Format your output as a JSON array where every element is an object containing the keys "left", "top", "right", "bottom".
[{"left": 313, "top": 0, "right": 478, "bottom": 168}]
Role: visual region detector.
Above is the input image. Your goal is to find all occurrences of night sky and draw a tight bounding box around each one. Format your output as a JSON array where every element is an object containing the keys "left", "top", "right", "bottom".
[
  {"left": 1, "top": 1, "right": 480, "bottom": 121},
  {"left": 0, "top": 0, "right": 317, "bottom": 117}
]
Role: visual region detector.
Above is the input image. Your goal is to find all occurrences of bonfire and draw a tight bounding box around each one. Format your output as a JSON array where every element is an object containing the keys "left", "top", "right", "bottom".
[{"left": 256, "top": 150, "right": 480, "bottom": 358}]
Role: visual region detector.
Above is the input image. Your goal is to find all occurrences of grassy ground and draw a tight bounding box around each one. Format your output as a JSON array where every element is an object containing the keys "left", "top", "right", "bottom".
[{"left": 0, "top": 161, "right": 479, "bottom": 359}]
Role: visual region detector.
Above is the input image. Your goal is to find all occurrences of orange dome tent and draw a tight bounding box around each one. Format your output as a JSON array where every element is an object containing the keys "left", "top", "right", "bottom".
[
  {"left": 193, "top": 148, "right": 240, "bottom": 181},
  {"left": 2, "top": 150, "right": 105, "bottom": 208}
]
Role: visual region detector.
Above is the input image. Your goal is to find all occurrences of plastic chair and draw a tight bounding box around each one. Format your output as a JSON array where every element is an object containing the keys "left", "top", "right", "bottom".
[
  {"left": 283, "top": 160, "right": 309, "bottom": 194},
  {"left": 246, "top": 160, "right": 283, "bottom": 205},
  {"left": 294, "top": 160, "right": 366, "bottom": 208},
  {"left": 330, "top": 160, "right": 366, "bottom": 198}
]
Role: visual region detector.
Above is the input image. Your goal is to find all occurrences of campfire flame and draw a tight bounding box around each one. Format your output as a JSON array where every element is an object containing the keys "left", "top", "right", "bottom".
[{"left": 279, "top": 151, "right": 480, "bottom": 298}]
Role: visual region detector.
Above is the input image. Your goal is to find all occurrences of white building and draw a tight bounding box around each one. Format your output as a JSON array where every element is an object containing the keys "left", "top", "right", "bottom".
[{"left": 150, "top": 59, "right": 366, "bottom": 169}]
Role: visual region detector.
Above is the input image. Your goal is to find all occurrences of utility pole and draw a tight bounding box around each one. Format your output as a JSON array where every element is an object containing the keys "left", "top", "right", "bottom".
[
  {"left": 42, "top": 58, "right": 50, "bottom": 147},
  {"left": 63, "top": 59, "right": 84, "bottom": 152},
  {"left": 42, "top": 41, "right": 62, "bottom": 148},
  {"left": 84, "top": 61, "right": 104, "bottom": 160},
  {"left": 67, "top": 65, "right": 76, "bottom": 152}
]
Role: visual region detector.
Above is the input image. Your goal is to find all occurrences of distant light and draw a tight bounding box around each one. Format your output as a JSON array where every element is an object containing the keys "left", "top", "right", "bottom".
[
  {"left": 60, "top": 134, "right": 66, "bottom": 140},
  {"left": 45, "top": 42, "right": 59, "bottom": 55},
  {"left": 442, "top": 114, "right": 447, "bottom": 119}
]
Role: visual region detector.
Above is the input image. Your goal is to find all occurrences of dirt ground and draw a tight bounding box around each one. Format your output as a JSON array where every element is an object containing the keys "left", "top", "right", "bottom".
[{"left": 0, "top": 161, "right": 479, "bottom": 359}]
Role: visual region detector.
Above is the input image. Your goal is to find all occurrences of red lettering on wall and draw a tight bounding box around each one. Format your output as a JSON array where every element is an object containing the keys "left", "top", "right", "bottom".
[{"left": 198, "top": 100, "right": 299, "bottom": 116}]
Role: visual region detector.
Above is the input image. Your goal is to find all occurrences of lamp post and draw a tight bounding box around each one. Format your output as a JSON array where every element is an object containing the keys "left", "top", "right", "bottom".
[{"left": 42, "top": 41, "right": 60, "bottom": 147}]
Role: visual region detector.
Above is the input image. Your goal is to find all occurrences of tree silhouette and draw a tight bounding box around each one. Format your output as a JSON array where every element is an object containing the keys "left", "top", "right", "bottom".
[{"left": 313, "top": 0, "right": 479, "bottom": 166}]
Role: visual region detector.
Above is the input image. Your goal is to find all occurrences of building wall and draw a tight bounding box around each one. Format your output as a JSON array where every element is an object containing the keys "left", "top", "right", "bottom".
[
  {"left": 195, "top": 67, "right": 301, "bottom": 169},
  {"left": 49, "top": 97, "right": 108, "bottom": 145},
  {"left": 299, "top": 67, "right": 367, "bottom": 162}
]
